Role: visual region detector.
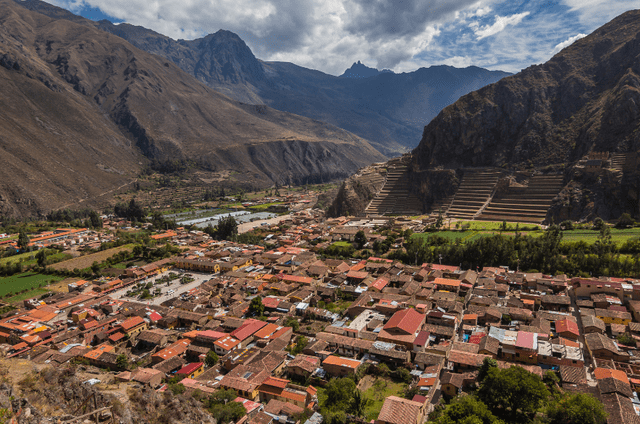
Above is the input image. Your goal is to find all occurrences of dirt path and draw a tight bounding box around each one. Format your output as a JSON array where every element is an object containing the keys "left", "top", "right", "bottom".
[{"left": 237, "top": 215, "right": 291, "bottom": 234}]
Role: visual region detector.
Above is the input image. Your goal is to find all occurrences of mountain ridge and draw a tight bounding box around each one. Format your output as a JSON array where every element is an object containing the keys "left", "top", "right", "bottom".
[
  {"left": 13, "top": 0, "right": 511, "bottom": 156},
  {"left": 0, "top": 0, "right": 385, "bottom": 216}
]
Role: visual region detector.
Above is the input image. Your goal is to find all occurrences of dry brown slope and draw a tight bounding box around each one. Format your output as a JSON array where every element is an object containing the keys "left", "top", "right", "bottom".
[{"left": 0, "top": 0, "right": 385, "bottom": 216}]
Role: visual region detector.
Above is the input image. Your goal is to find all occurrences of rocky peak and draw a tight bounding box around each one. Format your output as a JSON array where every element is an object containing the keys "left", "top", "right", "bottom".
[{"left": 340, "top": 60, "right": 392, "bottom": 79}]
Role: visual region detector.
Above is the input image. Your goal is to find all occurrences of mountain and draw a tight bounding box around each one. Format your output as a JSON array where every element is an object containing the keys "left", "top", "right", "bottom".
[
  {"left": 14, "top": 0, "right": 511, "bottom": 156},
  {"left": 0, "top": 0, "right": 385, "bottom": 216},
  {"left": 339, "top": 61, "right": 392, "bottom": 79},
  {"left": 407, "top": 9, "right": 640, "bottom": 220},
  {"left": 413, "top": 10, "right": 640, "bottom": 170}
]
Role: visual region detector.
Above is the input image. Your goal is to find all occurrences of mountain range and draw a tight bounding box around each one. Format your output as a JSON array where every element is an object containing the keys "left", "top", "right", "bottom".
[
  {"left": 0, "top": 0, "right": 386, "bottom": 216},
  {"left": 13, "top": 0, "right": 511, "bottom": 156}
]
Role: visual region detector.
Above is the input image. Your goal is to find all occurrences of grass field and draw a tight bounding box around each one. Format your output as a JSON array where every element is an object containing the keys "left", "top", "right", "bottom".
[
  {"left": 412, "top": 226, "right": 640, "bottom": 246},
  {"left": 0, "top": 273, "right": 62, "bottom": 299},
  {"left": 0, "top": 251, "right": 35, "bottom": 266},
  {"left": 332, "top": 241, "right": 353, "bottom": 248},
  {"left": 361, "top": 378, "right": 407, "bottom": 421},
  {"left": 50, "top": 245, "right": 133, "bottom": 271}
]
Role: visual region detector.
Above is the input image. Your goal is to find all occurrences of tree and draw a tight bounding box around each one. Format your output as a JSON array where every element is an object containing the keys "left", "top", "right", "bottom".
[
  {"left": 17, "top": 229, "right": 30, "bottom": 252},
  {"left": 617, "top": 332, "right": 636, "bottom": 347},
  {"left": 592, "top": 217, "right": 605, "bottom": 231},
  {"left": 546, "top": 393, "right": 607, "bottom": 424},
  {"left": 392, "top": 367, "right": 412, "bottom": 384},
  {"left": 216, "top": 216, "right": 238, "bottom": 241},
  {"left": 36, "top": 249, "right": 47, "bottom": 268},
  {"left": 324, "top": 378, "right": 357, "bottom": 411},
  {"left": 89, "top": 210, "right": 102, "bottom": 228},
  {"left": 560, "top": 220, "right": 574, "bottom": 230},
  {"left": 616, "top": 213, "right": 635, "bottom": 229},
  {"left": 354, "top": 230, "right": 367, "bottom": 249},
  {"left": 477, "top": 365, "right": 549, "bottom": 421},
  {"left": 116, "top": 354, "right": 129, "bottom": 370},
  {"left": 477, "top": 357, "right": 498, "bottom": 383},
  {"left": 205, "top": 350, "right": 219, "bottom": 367},
  {"left": 594, "top": 225, "right": 614, "bottom": 256},
  {"left": 431, "top": 395, "right": 505, "bottom": 424},
  {"left": 91, "top": 261, "right": 100, "bottom": 275},
  {"left": 248, "top": 296, "right": 264, "bottom": 317},
  {"left": 348, "top": 389, "right": 371, "bottom": 418},
  {"left": 284, "top": 317, "right": 300, "bottom": 332},
  {"left": 291, "top": 336, "right": 308, "bottom": 355}
]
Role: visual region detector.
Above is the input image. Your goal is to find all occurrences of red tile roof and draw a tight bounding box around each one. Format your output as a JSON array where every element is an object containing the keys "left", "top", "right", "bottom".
[
  {"left": 383, "top": 308, "right": 426, "bottom": 335},
  {"left": 176, "top": 362, "right": 203, "bottom": 375},
  {"left": 555, "top": 319, "right": 579, "bottom": 336},
  {"left": 231, "top": 319, "right": 268, "bottom": 341},
  {"left": 120, "top": 316, "right": 145, "bottom": 331},
  {"left": 262, "top": 376, "right": 289, "bottom": 389}
]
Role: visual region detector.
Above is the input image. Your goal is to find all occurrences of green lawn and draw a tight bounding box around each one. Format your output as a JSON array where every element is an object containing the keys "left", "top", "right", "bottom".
[
  {"left": 0, "top": 273, "right": 62, "bottom": 298},
  {"left": 0, "top": 251, "right": 35, "bottom": 266},
  {"left": 412, "top": 226, "right": 640, "bottom": 246},
  {"left": 362, "top": 378, "right": 407, "bottom": 421},
  {"left": 332, "top": 241, "right": 353, "bottom": 248}
]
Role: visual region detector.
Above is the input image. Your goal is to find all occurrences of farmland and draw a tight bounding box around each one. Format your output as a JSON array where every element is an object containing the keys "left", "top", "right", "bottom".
[
  {"left": 413, "top": 225, "right": 640, "bottom": 246},
  {"left": 0, "top": 272, "right": 62, "bottom": 301},
  {"left": 50, "top": 245, "right": 133, "bottom": 271}
]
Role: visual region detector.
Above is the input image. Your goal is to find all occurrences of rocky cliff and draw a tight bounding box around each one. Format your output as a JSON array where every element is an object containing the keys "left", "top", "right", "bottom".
[{"left": 407, "top": 9, "right": 640, "bottom": 221}]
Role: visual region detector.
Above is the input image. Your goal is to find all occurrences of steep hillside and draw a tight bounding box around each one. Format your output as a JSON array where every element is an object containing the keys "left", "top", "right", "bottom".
[
  {"left": 0, "top": 0, "right": 384, "bottom": 216},
  {"left": 14, "top": 0, "right": 510, "bottom": 156},
  {"left": 407, "top": 9, "right": 640, "bottom": 221},
  {"left": 413, "top": 10, "right": 640, "bottom": 170}
]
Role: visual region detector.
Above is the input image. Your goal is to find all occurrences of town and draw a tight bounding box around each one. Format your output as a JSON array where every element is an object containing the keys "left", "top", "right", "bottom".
[{"left": 0, "top": 202, "right": 636, "bottom": 424}]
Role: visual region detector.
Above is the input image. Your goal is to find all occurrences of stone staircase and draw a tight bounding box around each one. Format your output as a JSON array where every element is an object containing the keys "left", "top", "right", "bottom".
[
  {"left": 610, "top": 153, "right": 627, "bottom": 172},
  {"left": 365, "top": 164, "right": 423, "bottom": 216},
  {"left": 476, "top": 174, "right": 564, "bottom": 224},
  {"left": 445, "top": 169, "right": 501, "bottom": 220}
]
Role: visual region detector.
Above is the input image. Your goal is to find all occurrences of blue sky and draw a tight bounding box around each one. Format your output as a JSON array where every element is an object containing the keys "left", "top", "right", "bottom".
[{"left": 49, "top": 0, "right": 640, "bottom": 75}]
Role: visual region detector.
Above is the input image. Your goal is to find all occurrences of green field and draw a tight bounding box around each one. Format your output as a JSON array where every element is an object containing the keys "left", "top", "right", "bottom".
[
  {"left": 412, "top": 225, "right": 640, "bottom": 246},
  {"left": 332, "top": 241, "right": 353, "bottom": 248},
  {"left": 0, "top": 273, "right": 62, "bottom": 299},
  {"left": 362, "top": 378, "right": 407, "bottom": 421}
]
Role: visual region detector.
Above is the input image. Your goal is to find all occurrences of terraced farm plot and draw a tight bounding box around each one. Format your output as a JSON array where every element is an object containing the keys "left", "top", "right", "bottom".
[
  {"left": 0, "top": 273, "right": 62, "bottom": 298},
  {"left": 50, "top": 245, "right": 133, "bottom": 271}
]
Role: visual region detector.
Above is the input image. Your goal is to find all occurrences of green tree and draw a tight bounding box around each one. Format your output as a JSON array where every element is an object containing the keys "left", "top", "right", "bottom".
[
  {"left": 617, "top": 332, "right": 636, "bottom": 347},
  {"left": 324, "top": 378, "right": 357, "bottom": 411},
  {"left": 91, "top": 261, "right": 100, "bottom": 275},
  {"left": 477, "top": 357, "right": 498, "bottom": 383},
  {"left": 36, "top": 249, "right": 47, "bottom": 268},
  {"left": 592, "top": 217, "right": 605, "bottom": 231},
  {"left": 431, "top": 395, "right": 505, "bottom": 424},
  {"left": 216, "top": 216, "right": 238, "bottom": 241},
  {"left": 284, "top": 317, "right": 300, "bottom": 332},
  {"left": 291, "top": 336, "right": 308, "bottom": 355},
  {"left": 354, "top": 230, "right": 367, "bottom": 249},
  {"left": 348, "top": 389, "right": 371, "bottom": 418},
  {"left": 477, "top": 365, "right": 549, "bottom": 422},
  {"left": 116, "top": 354, "right": 129, "bottom": 370},
  {"left": 594, "top": 225, "right": 614, "bottom": 256},
  {"left": 248, "top": 296, "right": 264, "bottom": 317},
  {"left": 17, "top": 229, "right": 30, "bottom": 252},
  {"left": 205, "top": 350, "right": 219, "bottom": 367},
  {"left": 89, "top": 210, "right": 102, "bottom": 228},
  {"left": 616, "top": 213, "right": 635, "bottom": 229},
  {"left": 546, "top": 392, "right": 607, "bottom": 424}
]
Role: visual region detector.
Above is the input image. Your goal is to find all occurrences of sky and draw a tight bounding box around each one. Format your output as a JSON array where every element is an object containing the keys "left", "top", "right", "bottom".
[{"left": 47, "top": 0, "right": 640, "bottom": 75}]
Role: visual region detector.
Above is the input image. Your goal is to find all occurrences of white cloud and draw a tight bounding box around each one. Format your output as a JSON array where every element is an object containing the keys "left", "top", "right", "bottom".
[
  {"left": 562, "top": 0, "right": 639, "bottom": 25},
  {"left": 473, "top": 12, "right": 530, "bottom": 40},
  {"left": 551, "top": 33, "right": 587, "bottom": 55}
]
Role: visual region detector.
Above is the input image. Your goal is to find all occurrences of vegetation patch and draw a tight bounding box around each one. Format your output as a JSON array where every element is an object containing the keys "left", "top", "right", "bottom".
[{"left": 0, "top": 273, "right": 61, "bottom": 298}]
